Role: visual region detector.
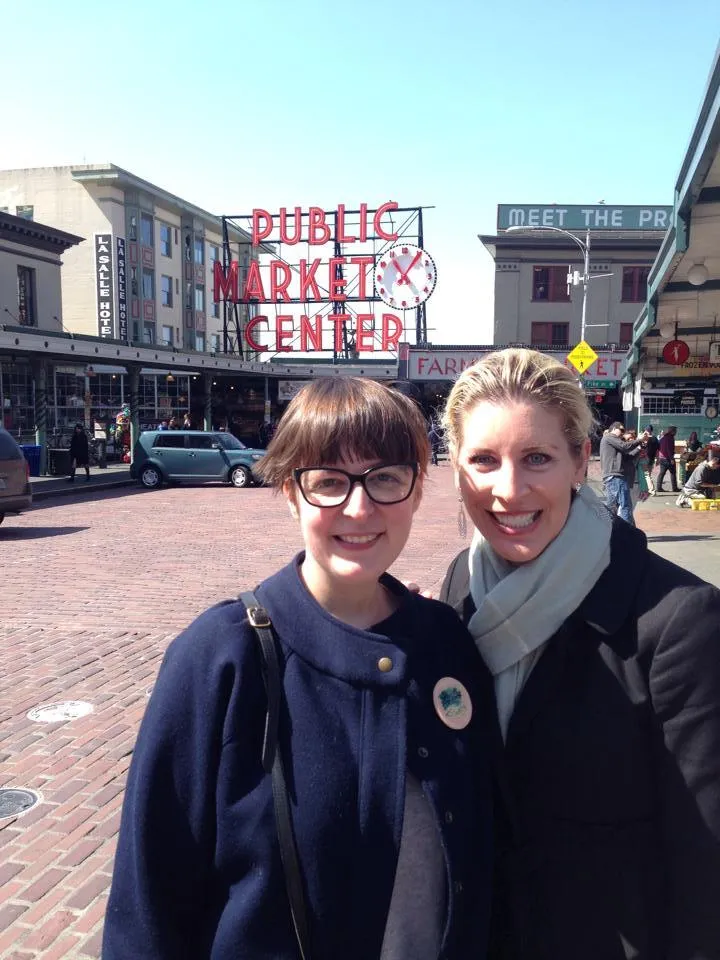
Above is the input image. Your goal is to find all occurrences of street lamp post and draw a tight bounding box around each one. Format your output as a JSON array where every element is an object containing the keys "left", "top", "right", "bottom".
[{"left": 506, "top": 224, "right": 601, "bottom": 344}]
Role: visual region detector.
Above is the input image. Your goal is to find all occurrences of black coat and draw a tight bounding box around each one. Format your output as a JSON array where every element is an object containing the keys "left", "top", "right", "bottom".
[
  {"left": 69, "top": 430, "right": 89, "bottom": 465},
  {"left": 441, "top": 519, "right": 720, "bottom": 960}
]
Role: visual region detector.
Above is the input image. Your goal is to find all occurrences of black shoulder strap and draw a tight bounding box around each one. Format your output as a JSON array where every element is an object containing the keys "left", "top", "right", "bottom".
[
  {"left": 439, "top": 548, "right": 471, "bottom": 611},
  {"left": 239, "top": 591, "right": 312, "bottom": 960}
]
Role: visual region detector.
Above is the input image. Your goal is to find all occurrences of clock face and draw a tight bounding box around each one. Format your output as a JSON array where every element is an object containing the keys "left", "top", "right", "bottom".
[
  {"left": 705, "top": 404, "right": 719, "bottom": 420},
  {"left": 375, "top": 244, "right": 437, "bottom": 310}
]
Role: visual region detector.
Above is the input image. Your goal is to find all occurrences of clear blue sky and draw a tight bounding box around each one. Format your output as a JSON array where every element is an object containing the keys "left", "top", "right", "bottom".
[{"left": 2, "top": 0, "right": 719, "bottom": 343}]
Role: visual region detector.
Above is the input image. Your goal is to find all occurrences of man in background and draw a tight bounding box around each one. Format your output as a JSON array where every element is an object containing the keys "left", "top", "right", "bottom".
[
  {"left": 676, "top": 452, "right": 720, "bottom": 507},
  {"left": 600, "top": 422, "right": 648, "bottom": 525}
]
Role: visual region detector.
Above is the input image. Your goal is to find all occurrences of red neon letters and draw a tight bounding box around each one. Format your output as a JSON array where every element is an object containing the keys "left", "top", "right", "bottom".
[
  {"left": 251, "top": 203, "right": 398, "bottom": 246},
  {"left": 216, "top": 204, "right": 405, "bottom": 353}
]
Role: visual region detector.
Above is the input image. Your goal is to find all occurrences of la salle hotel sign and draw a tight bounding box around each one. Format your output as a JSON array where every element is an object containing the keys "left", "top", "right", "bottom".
[{"left": 213, "top": 203, "right": 434, "bottom": 354}]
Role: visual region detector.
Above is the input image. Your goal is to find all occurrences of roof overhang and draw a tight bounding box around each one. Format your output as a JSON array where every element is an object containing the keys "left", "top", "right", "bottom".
[
  {"left": 0, "top": 212, "right": 83, "bottom": 253},
  {"left": 0, "top": 325, "right": 398, "bottom": 380}
]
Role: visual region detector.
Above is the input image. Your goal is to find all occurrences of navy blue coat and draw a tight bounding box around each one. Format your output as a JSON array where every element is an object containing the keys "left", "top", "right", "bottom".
[{"left": 103, "top": 557, "right": 496, "bottom": 959}]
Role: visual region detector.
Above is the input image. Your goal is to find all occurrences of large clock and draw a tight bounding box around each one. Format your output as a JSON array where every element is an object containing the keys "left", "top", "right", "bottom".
[{"left": 375, "top": 244, "right": 437, "bottom": 310}]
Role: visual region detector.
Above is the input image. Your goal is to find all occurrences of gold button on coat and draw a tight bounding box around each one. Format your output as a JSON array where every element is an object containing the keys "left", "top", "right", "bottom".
[{"left": 377, "top": 656, "right": 393, "bottom": 673}]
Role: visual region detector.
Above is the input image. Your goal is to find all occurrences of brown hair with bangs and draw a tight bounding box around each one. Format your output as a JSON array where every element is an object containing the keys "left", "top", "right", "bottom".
[{"left": 255, "top": 377, "right": 430, "bottom": 489}]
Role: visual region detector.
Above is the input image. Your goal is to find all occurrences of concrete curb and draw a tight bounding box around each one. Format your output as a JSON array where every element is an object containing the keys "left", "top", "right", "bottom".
[{"left": 31, "top": 476, "right": 135, "bottom": 502}]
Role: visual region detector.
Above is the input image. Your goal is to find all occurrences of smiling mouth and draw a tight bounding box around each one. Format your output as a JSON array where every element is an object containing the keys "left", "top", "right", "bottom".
[
  {"left": 489, "top": 511, "right": 540, "bottom": 531},
  {"left": 336, "top": 534, "right": 382, "bottom": 544}
]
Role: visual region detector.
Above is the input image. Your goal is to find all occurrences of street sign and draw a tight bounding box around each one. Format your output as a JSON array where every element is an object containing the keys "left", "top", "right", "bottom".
[
  {"left": 662, "top": 339, "right": 690, "bottom": 365},
  {"left": 567, "top": 341, "right": 599, "bottom": 374}
]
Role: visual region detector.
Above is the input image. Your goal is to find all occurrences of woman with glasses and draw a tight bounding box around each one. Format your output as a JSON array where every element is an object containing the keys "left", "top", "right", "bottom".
[{"left": 104, "top": 377, "right": 496, "bottom": 960}]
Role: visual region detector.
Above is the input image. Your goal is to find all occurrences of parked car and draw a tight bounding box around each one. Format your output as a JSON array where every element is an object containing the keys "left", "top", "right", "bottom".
[
  {"left": 0, "top": 427, "right": 32, "bottom": 524},
  {"left": 130, "top": 430, "right": 265, "bottom": 489}
]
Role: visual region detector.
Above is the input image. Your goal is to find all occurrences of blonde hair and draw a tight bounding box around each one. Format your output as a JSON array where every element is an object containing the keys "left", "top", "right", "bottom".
[
  {"left": 256, "top": 377, "right": 430, "bottom": 488},
  {"left": 442, "top": 348, "right": 592, "bottom": 459}
]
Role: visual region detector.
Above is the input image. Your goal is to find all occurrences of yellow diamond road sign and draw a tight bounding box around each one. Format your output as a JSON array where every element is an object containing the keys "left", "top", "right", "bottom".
[{"left": 567, "top": 341, "right": 599, "bottom": 374}]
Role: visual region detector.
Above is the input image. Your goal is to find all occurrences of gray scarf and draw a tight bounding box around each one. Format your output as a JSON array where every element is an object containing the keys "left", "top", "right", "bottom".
[{"left": 467, "top": 484, "right": 612, "bottom": 678}]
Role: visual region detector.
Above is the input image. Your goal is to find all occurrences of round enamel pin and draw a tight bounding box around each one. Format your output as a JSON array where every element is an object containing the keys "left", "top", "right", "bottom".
[{"left": 433, "top": 677, "right": 472, "bottom": 730}]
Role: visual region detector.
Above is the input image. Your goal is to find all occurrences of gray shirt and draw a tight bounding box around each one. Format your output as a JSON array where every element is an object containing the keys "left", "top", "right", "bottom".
[
  {"left": 600, "top": 433, "right": 643, "bottom": 480},
  {"left": 685, "top": 461, "right": 720, "bottom": 493},
  {"left": 380, "top": 773, "right": 446, "bottom": 959}
]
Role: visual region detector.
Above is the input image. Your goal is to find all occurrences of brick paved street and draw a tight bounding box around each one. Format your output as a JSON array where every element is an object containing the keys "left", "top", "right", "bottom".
[{"left": 1, "top": 464, "right": 719, "bottom": 958}]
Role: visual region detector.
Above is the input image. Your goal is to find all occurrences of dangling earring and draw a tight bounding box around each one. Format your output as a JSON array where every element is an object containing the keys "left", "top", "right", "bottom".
[
  {"left": 574, "top": 482, "right": 582, "bottom": 493},
  {"left": 457, "top": 496, "right": 467, "bottom": 538}
]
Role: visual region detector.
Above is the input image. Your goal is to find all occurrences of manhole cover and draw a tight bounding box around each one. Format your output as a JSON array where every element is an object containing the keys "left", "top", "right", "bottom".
[
  {"left": 27, "top": 701, "right": 94, "bottom": 723},
  {"left": 0, "top": 788, "right": 40, "bottom": 819}
]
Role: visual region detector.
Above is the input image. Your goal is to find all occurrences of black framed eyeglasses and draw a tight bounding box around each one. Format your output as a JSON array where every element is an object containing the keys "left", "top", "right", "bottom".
[{"left": 293, "top": 463, "right": 419, "bottom": 508}]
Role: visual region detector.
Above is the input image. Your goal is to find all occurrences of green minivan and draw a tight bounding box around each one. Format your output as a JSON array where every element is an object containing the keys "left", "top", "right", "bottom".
[{"left": 130, "top": 430, "right": 265, "bottom": 489}]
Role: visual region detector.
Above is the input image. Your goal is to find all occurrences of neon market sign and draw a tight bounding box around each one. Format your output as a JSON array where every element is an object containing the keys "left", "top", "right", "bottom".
[{"left": 213, "top": 203, "right": 431, "bottom": 354}]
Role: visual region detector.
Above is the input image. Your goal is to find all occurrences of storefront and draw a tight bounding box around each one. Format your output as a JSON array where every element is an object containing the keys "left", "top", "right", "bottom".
[{"left": 405, "top": 346, "right": 627, "bottom": 431}]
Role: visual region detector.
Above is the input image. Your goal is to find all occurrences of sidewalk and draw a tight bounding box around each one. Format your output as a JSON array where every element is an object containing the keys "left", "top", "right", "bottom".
[{"left": 30, "top": 464, "right": 134, "bottom": 501}]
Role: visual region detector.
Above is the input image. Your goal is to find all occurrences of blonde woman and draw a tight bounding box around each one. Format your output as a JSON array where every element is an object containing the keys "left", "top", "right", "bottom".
[{"left": 441, "top": 348, "right": 720, "bottom": 960}]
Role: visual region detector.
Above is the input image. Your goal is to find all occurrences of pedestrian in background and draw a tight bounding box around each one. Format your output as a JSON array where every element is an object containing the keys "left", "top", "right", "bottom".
[
  {"left": 600, "top": 421, "right": 647, "bottom": 525},
  {"left": 644, "top": 425, "right": 658, "bottom": 494},
  {"left": 67, "top": 423, "right": 90, "bottom": 482},
  {"left": 686, "top": 430, "right": 702, "bottom": 455},
  {"left": 428, "top": 419, "right": 442, "bottom": 466},
  {"left": 182, "top": 413, "right": 192, "bottom": 430},
  {"left": 656, "top": 425, "right": 679, "bottom": 492}
]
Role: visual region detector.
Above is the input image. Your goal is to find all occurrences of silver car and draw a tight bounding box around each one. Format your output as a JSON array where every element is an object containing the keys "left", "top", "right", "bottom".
[{"left": 0, "top": 428, "right": 32, "bottom": 525}]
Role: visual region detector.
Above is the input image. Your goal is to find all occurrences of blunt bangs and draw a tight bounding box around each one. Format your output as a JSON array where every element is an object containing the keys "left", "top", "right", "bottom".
[{"left": 255, "top": 378, "right": 429, "bottom": 488}]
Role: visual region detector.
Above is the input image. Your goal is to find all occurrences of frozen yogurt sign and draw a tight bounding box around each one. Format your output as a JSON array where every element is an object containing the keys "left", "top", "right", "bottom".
[{"left": 213, "top": 203, "right": 433, "bottom": 354}]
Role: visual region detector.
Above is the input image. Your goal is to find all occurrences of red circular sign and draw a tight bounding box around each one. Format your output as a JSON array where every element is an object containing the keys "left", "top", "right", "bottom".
[{"left": 662, "top": 339, "right": 690, "bottom": 365}]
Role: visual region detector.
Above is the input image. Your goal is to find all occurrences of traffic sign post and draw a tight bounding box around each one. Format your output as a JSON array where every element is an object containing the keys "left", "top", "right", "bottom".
[{"left": 567, "top": 341, "right": 599, "bottom": 374}]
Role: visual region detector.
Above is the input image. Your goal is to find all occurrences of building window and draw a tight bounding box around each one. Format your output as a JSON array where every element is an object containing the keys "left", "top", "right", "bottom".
[
  {"left": 161, "top": 325, "right": 174, "bottom": 346},
  {"left": 17, "top": 266, "right": 36, "bottom": 326},
  {"left": 142, "top": 268, "right": 155, "bottom": 300},
  {"left": 211, "top": 333, "right": 221, "bottom": 353},
  {"left": 160, "top": 275, "right": 173, "bottom": 307},
  {"left": 160, "top": 224, "right": 172, "bottom": 257},
  {"left": 530, "top": 322, "right": 569, "bottom": 346},
  {"left": 622, "top": 266, "right": 650, "bottom": 302},
  {"left": 642, "top": 394, "right": 703, "bottom": 416},
  {"left": 194, "top": 286, "right": 205, "bottom": 312},
  {"left": 211, "top": 299, "right": 220, "bottom": 319},
  {"left": 143, "top": 322, "right": 155, "bottom": 344},
  {"left": 129, "top": 215, "right": 137, "bottom": 240},
  {"left": 195, "top": 333, "right": 206, "bottom": 352},
  {"left": 194, "top": 237, "right": 205, "bottom": 265},
  {"left": 210, "top": 244, "right": 220, "bottom": 265},
  {"left": 619, "top": 322, "right": 634, "bottom": 345},
  {"left": 532, "top": 266, "right": 569, "bottom": 302},
  {"left": 140, "top": 213, "right": 154, "bottom": 247},
  {"left": 15, "top": 205, "right": 34, "bottom": 221}
]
